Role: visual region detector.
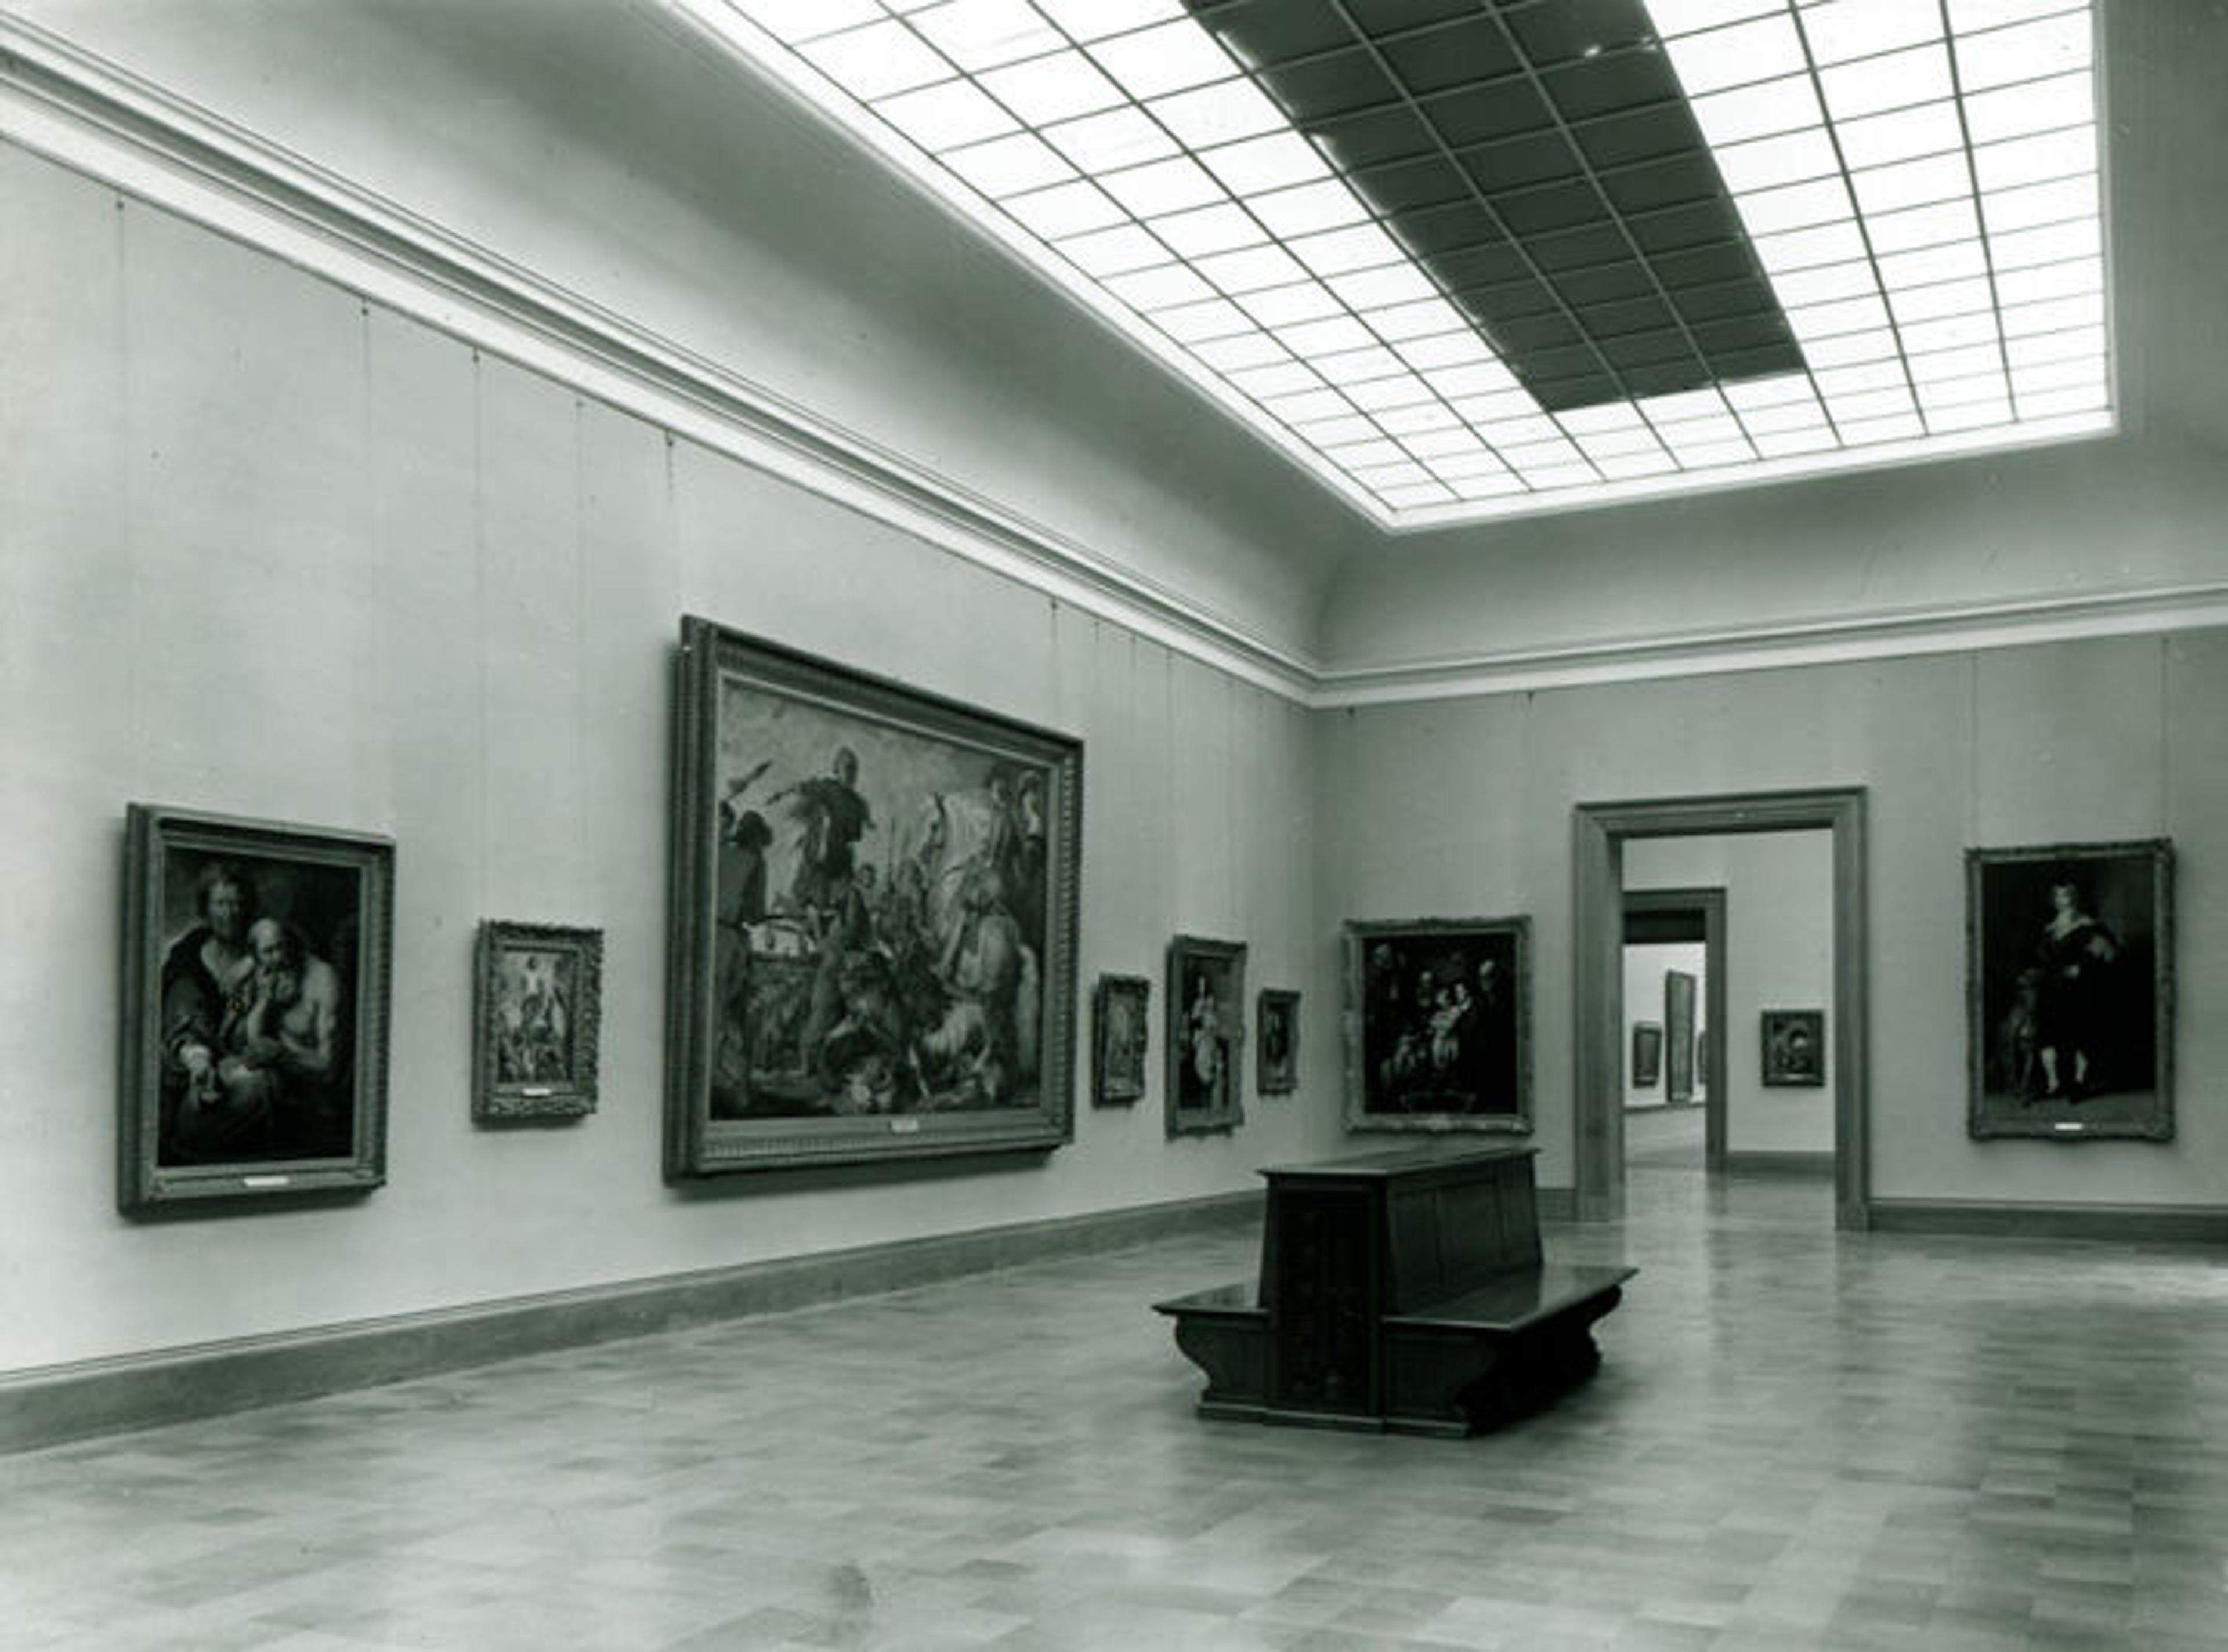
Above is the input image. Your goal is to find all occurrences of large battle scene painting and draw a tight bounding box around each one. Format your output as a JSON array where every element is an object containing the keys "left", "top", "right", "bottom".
[
  {"left": 122, "top": 806, "right": 393, "bottom": 1211},
  {"left": 1344, "top": 917, "right": 1531, "bottom": 1135},
  {"left": 1967, "top": 839, "right": 2173, "bottom": 1141},
  {"left": 668, "top": 620, "right": 1080, "bottom": 1175}
]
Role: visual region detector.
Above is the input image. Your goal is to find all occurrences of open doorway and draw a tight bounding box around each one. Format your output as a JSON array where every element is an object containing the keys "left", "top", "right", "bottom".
[
  {"left": 1621, "top": 887, "right": 1726, "bottom": 1173},
  {"left": 1574, "top": 789, "right": 1869, "bottom": 1230}
]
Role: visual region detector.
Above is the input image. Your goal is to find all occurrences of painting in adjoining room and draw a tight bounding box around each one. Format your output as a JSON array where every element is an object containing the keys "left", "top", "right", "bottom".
[
  {"left": 1663, "top": 969, "right": 1697, "bottom": 1104},
  {"left": 1760, "top": 1009, "right": 1825, "bottom": 1088},
  {"left": 474, "top": 922, "right": 603, "bottom": 1121},
  {"left": 1093, "top": 973, "right": 1150, "bottom": 1106},
  {"left": 1167, "top": 936, "right": 1245, "bottom": 1136},
  {"left": 1631, "top": 1021, "right": 1663, "bottom": 1089},
  {"left": 1967, "top": 839, "right": 2173, "bottom": 1141},
  {"left": 120, "top": 804, "right": 394, "bottom": 1212},
  {"left": 1343, "top": 918, "right": 1531, "bottom": 1134},
  {"left": 665, "top": 617, "right": 1082, "bottom": 1175},
  {"left": 1256, "top": 988, "right": 1299, "bottom": 1095}
]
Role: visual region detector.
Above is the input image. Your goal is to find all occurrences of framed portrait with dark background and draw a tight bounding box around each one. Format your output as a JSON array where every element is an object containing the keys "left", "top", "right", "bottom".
[
  {"left": 1343, "top": 916, "right": 1531, "bottom": 1135},
  {"left": 1167, "top": 936, "right": 1245, "bottom": 1136},
  {"left": 474, "top": 922, "right": 603, "bottom": 1121},
  {"left": 120, "top": 805, "right": 393, "bottom": 1212},
  {"left": 1967, "top": 839, "right": 2172, "bottom": 1141}
]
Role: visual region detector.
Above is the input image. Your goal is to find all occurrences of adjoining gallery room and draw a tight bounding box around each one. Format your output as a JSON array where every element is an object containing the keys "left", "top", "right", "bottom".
[{"left": 5, "top": 2, "right": 2228, "bottom": 1649}]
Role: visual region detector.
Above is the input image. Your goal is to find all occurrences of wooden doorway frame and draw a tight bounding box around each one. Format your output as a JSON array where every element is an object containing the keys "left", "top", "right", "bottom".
[
  {"left": 1622, "top": 886, "right": 1728, "bottom": 1172},
  {"left": 1575, "top": 789, "right": 1868, "bottom": 1231}
]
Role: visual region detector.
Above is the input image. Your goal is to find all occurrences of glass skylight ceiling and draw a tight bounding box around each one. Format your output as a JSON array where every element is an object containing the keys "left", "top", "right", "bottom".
[{"left": 670, "top": 0, "right": 2111, "bottom": 528}]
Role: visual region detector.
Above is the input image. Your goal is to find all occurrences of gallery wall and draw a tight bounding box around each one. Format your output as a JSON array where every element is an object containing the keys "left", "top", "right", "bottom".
[
  {"left": 0, "top": 145, "right": 1347, "bottom": 1375},
  {"left": 1625, "top": 834, "right": 1835, "bottom": 1155},
  {"left": 1317, "top": 632, "right": 2228, "bottom": 1208}
]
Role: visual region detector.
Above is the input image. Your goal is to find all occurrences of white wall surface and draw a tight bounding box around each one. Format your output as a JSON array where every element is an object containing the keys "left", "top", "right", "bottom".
[
  {"left": 1626, "top": 835, "right": 1835, "bottom": 1154},
  {"left": 1621, "top": 940, "right": 1705, "bottom": 1113},
  {"left": 0, "top": 146, "right": 1347, "bottom": 1374}
]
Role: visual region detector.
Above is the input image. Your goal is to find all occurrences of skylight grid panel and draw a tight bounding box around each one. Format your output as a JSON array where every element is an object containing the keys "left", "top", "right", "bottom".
[
  {"left": 1185, "top": 331, "right": 1286, "bottom": 374},
  {"left": 1813, "top": 360, "right": 1910, "bottom": 397},
  {"left": 1084, "top": 19, "right": 1240, "bottom": 99},
  {"left": 1312, "top": 346, "right": 1410, "bottom": 386},
  {"left": 942, "top": 131, "right": 1075, "bottom": 195},
  {"left": 1849, "top": 153, "right": 1973, "bottom": 218},
  {"left": 1291, "top": 413, "right": 1381, "bottom": 447},
  {"left": 1977, "top": 172, "right": 2097, "bottom": 233},
  {"left": 1397, "top": 332, "right": 1498, "bottom": 372},
  {"left": 1377, "top": 403, "right": 1462, "bottom": 436},
  {"left": 1723, "top": 374, "right": 1817, "bottom": 411},
  {"left": 1246, "top": 180, "right": 1372, "bottom": 238},
  {"left": 1875, "top": 239, "right": 1988, "bottom": 289},
  {"left": 1516, "top": 462, "right": 1603, "bottom": 491},
  {"left": 1451, "top": 390, "right": 1539, "bottom": 424},
  {"left": 1734, "top": 397, "right": 1829, "bottom": 435},
  {"left": 1151, "top": 296, "right": 1251, "bottom": 341},
  {"left": 1226, "top": 361, "right": 1324, "bottom": 401},
  {"left": 1636, "top": 387, "right": 1732, "bottom": 423},
  {"left": 2001, "top": 292, "right": 2104, "bottom": 336},
  {"left": 1034, "top": 1, "right": 1188, "bottom": 44},
  {"left": 1377, "top": 482, "right": 1458, "bottom": 508},
  {"left": 2014, "top": 383, "right": 2108, "bottom": 418},
  {"left": 1800, "top": 327, "right": 1900, "bottom": 367},
  {"left": 1896, "top": 310, "right": 2001, "bottom": 353},
  {"left": 1201, "top": 132, "right": 1331, "bottom": 197},
  {"left": 1768, "top": 260, "right": 1883, "bottom": 307},
  {"left": 1451, "top": 472, "right": 1528, "bottom": 498},
  {"left": 1424, "top": 361, "right": 1523, "bottom": 399},
  {"left": 1001, "top": 178, "right": 1127, "bottom": 237},
  {"left": 1477, "top": 414, "right": 1565, "bottom": 447},
  {"left": 1344, "top": 374, "right": 1438, "bottom": 413},
  {"left": 1960, "top": 70, "right": 2093, "bottom": 144},
  {"left": 1785, "top": 294, "right": 1893, "bottom": 342},
  {"left": 1575, "top": 427, "right": 1669, "bottom": 459},
  {"left": 1347, "top": 459, "right": 1432, "bottom": 488},
  {"left": 1907, "top": 342, "right": 2006, "bottom": 382},
  {"left": 1287, "top": 223, "right": 1406, "bottom": 279},
  {"left": 2003, "top": 323, "right": 2104, "bottom": 367},
  {"left": 1644, "top": 0, "right": 1789, "bottom": 41},
  {"left": 800, "top": 21, "right": 954, "bottom": 99},
  {"left": 1364, "top": 299, "right": 1470, "bottom": 343},
  {"left": 1752, "top": 425, "right": 1839, "bottom": 455},
  {"left": 1329, "top": 266, "right": 1438, "bottom": 310},
  {"left": 1735, "top": 176, "right": 1857, "bottom": 237},
  {"left": 1651, "top": 412, "right": 1745, "bottom": 447},
  {"left": 1402, "top": 428, "right": 1488, "bottom": 459},
  {"left": 1148, "top": 79, "right": 1286, "bottom": 150},
  {"left": 1863, "top": 197, "right": 1981, "bottom": 255},
  {"left": 1557, "top": 403, "right": 1648, "bottom": 435},
  {"left": 1688, "top": 77, "right": 1828, "bottom": 147},
  {"left": 1713, "top": 129, "right": 1840, "bottom": 194},
  {"left": 1972, "top": 128, "right": 2096, "bottom": 194},
  {"left": 1925, "top": 397, "right": 2016, "bottom": 432},
  {"left": 1430, "top": 449, "right": 1516, "bottom": 480},
  {"left": 1887, "top": 277, "right": 1995, "bottom": 325},
  {"left": 1041, "top": 107, "right": 1177, "bottom": 173},
  {"left": 1596, "top": 449, "right": 1682, "bottom": 479},
  {"left": 727, "top": 0, "right": 882, "bottom": 42},
  {"left": 909, "top": 0, "right": 1064, "bottom": 71},
  {"left": 1953, "top": 9, "right": 2092, "bottom": 93},
  {"left": 1281, "top": 315, "right": 1375, "bottom": 356},
  {"left": 1148, "top": 202, "right": 1266, "bottom": 257},
  {"left": 1797, "top": 2, "right": 1941, "bottom": 67},
  {"left": 1193, "top": 244, "right": 1308, "bottom": 295},
  {"left": 1827, "top": 102, "right": 1965, "bottom": 171},
  {"left": 1752, "top": 219, "right": 1869, "bottom": 274},
  {"left": 1992, "top": 256, "right": 2100, "bottom": 307},
  {"left": 1099, "top": 155, "right": 1224, "bottom": 216},
  {"left": 1321, "top": 437, "right": 1408, "bottom": 469},
  {"left": 1916, "top": 367, "right": 2012, "bottom": 408},
  {"left": 1665, "top": 438, "right": 1757, "bottom": 468},
  {"left": 1945, "top": 0, "right": 2088, "bottom": 35},
  {"left": 1985, "top": 216, "right": 2099, "bottom": 271},
  {"left": 1817, "top": 44, "right": 1955, "bottom": 122},
  {"left": 1241, "top": 281, "right": 1344, "bottom": 327},
  {"left": 1260, "top": 386, "right": 1354, "bottom": 423},
  {"left": 1659, "top": 13, "right": 1809, "bottom": 95},
  {"left": 1837, "top": 411, "right": 1926, "bottom": 443},
  {"left": 977, "top": 53, "right": 1126, "bottom": 125},
  {"left": 1104, "top": 263, "right": 1214, "bottom": 310},
  {"left": 1056, "top": 224, "right": 1168, "bottom": 277},
  {"left": 876, "top": 77, "right": 1021, "bottom": 149}
]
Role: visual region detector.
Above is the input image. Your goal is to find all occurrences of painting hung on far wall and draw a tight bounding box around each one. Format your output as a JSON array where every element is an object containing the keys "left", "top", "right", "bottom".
[
  {"left": 473, "top": 922, "right": 603, "bottom": 1121},
  {"left": 1257, "top": 988, "right": 1299, "bottom": 1095},
  {"left": 1630, "top": 1021, "right": 1663, "bottom": 1088},
  {"left": 1967, "top": 839, "right": 2173, "bottom": 1141},
  {"left": 1663, "top": 969, "right": 1697, "bottom": 1104},
  {"left": 1761, "top": 1009, "right": 1825, "bottom": 1088},
  {"left": 1093, "top": 973, "right": 1150, "bottom": 1107},
  {"left": 1167, "top": 936, "right": 1245, "bottom": 1136},
  {"left": 1343, "top": 917, "right": 1531, "bottom": 1134},
  {"left": 665, "top": 617, "right": 1082, "bottom": 1176},
  {"left": 120, "top": 805, "right": 394, "bottom": 1212}
]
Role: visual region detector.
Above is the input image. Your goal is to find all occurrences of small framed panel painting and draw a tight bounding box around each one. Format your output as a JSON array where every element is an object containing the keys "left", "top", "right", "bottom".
[
  {"left": 1167, "top": 936, "right": 1245, "bottom": 1136},
  {"left": 1093, "top": 973, "right": 1151, "bottom": 1107},
  {"left": 474, "top": 922, "right": 604, "bottom": 1121},
  {"left": 1631, "top": 1021, "right": 1663, "bottom": 1089},
  {"left": 1967, "top": 839, "right": 2173, "bottom": 1141},
  {"left": 1257, "top": 988, "right": 1299, "bottom": 1095},
  {"left": 1760, "top": 1009, "right": 1825, "bottom": 1088},
  {"left": 1344, "top": 917, "right": 1531, "bottom": 1135},
  {"left": 120, "top": 805, "right": 394, "bottom": 1212},
  {"left": 665, "top": 617, "right": 1082, "bottom": 1176}
]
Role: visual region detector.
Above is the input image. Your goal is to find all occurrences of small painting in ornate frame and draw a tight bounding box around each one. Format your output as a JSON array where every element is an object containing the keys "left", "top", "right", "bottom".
[
  {"left": 1630, "top": 1021, "right": 1663, "bottom": 1088},
  {"left": 1343, "top": 916, "right": 1531, "bottom": 1135},
  {"left": 1967, "top": 839, "right": 2172, "bottom": 1141},
  {"left": 1257, "top": 988, "right": 1299, "bottom": 1095},
  {"left": 120, "top": 803, "right": 394, "bottom": 1212},
  {"left": 474, "top": 922, "right": 603, "bottom": 1121},
  {"left": 665, "top": 617, "right": 1082, "bottom": 1176},
  {"left": 1167, "top": 936, "right": 1245, "bottom": 1136},
  {"left": 1093, "top": 973, "right": 1151, "bottom": 1106},
  {"left": 1760, "top": 1009, "right": 1825, "bottom": 1088}
]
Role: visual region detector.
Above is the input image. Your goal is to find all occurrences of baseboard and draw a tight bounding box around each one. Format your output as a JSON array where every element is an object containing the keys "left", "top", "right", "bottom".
[
  {"left": 0, "top": 1189, "right": 1262, "bottom": 1456},
  {"left": 1865, "top": 1199, "right": 2228, "bottom": 1244},
  {"left": 1723, "top": 1151, "right": 1835, "bottom": 1178}
]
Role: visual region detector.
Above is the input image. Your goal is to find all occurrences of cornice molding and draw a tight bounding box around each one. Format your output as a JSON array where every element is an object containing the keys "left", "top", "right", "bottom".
[{"left": 5, "top": 19, "right": 2222, "bottom": 713}]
